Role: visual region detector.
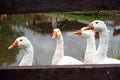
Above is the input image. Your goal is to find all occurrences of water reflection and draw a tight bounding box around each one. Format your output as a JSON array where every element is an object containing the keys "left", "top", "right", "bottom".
[{"left": 0, "top": 13, "right": 120, "bottom": 66}]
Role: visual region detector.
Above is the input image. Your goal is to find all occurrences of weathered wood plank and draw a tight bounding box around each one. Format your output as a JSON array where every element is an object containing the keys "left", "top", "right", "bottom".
[
  {"left": 0, "top": 64, "right": 120, "bottom": 80},
  {"left": 0, "top": 0, "right": 120, "bottom": 14},
  {"left": 1, "top": 0, "right": 120, "bottom": 80}
]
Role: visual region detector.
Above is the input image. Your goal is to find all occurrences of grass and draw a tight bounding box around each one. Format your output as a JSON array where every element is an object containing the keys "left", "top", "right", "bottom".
[
  {"left": 34, "top": 53, "right": 40, "bottom": 65},
  {"left": 111, "top": 43, "right": 120, "bottom": 60}
]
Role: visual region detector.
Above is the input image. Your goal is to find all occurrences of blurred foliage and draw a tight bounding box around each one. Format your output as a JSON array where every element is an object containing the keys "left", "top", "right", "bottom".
[{"left": 39, "top": 11, "right": 106, "bottom": 21}]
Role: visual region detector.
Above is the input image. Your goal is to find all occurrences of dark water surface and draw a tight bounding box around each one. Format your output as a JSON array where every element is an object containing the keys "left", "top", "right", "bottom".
[{"left": 0, "top": 13, "right": 120, "bottom": 66}]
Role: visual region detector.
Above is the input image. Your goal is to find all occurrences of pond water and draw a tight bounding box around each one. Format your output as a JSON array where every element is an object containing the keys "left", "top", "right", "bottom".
[{"left": 0, "top": 13, "right": 120, "bottom": 66}]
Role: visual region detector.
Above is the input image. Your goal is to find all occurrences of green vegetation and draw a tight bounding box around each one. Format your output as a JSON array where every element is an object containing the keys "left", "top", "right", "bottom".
[
  {"left": 39, "top": 11, "right": 107, "bottom": 22},
  {"left": 112, "top": 43, "right": 120, "bottom": 60}
]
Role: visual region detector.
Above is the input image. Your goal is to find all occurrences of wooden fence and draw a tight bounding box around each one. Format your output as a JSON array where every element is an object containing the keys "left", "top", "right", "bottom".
[
  {"left": 1, "top": 65, "right": 120, "bottom": 80},
  {"left": 0, "top": 0, "right": 120, "bottom": 14},
  {"left": 1, "top": 0, "right": 120, "bottom": 80}
]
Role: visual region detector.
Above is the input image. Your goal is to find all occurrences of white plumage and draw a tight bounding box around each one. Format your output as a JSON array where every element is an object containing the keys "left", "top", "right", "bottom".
[
  {"left": 75, "top": 27, "right": 96, "bottom": 64},
  {"left": 52, "top": 28, "right": 83, "bottom": 65},
  {"left": 85, "top": 20, "right": 120, "bottom": 64},
  {"left": 8, "top": 37, "right": 34, "bottom": 66}
]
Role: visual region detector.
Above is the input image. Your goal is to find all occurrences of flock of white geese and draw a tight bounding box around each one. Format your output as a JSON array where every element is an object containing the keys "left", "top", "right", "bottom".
[{"left": 8, "top": 20, "right": 120, "bottom": 66}]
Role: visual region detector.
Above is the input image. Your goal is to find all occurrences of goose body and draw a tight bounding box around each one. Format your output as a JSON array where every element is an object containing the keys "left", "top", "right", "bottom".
[
  {"left": 8, "top": 37, "right": 34, "bottom": 66},
  {"left": 75, "top": 27, "right": 96, "bottom": 64},
  {"left": 85, "top": 20, "right": 120, "bottom": 64},
  {"left": 52, "top": 28, "right": 83, "bottom": 65}
]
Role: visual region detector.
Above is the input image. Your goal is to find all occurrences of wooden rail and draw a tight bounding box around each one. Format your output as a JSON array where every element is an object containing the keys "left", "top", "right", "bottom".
[
  {"left": 1, "top": 64, "right": 120, "bottom": 80},
  {"left": 1, "top": 0, "right": 120, "bottom": 80},
  {"left": 0, "top": 0, "right": 120, "bottom": 14}
]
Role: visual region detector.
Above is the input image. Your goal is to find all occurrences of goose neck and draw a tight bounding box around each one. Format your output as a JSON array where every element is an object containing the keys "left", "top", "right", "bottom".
[
  {"left": 19, "top": 44, "right": 34, "bottom": 66},
  {"left": 52, "top": 35, "right": 64, "bottom": 65},
  {"left": 85, "top": 35, "right": 96, "bottom": 54},
  {"left": 96, "top": 29, "right": 109, "bottom": 58}
]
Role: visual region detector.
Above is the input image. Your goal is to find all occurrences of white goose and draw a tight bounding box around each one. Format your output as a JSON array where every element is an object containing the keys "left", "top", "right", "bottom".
[
  {"left": 85, "top": 20, "right": 120, "bottom": 64},
  {"left": 75, "top": 27, "right": 96, "bottom": 64},
  {"left": 52, "top": 28, "right": 83, "bottom": 65},
  {"left": 8, "top": 37, "right": 34, "bottom": 66}
]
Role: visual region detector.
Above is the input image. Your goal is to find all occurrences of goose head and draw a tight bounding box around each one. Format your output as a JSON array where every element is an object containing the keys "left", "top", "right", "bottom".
[
  {"left": 8, "top": 37, "right": 31, "bottom": 49},
  {"left": 85, "top": 20, "right": 107, "bottom": 32},
  {"left": 75, "top": 27, "right": 94, "bottom": 38},
  {"left": 52, "top": 28, "right": 62, "bottom": 39}
]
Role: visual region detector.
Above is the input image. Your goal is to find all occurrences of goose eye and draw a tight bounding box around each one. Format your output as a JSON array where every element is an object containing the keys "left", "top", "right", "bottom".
[
  {"left": 96, "top": 22, "right": 98, "bottom": 24},
  {"left": 20, "top": 40, "right": 23, "bottom": 42}
]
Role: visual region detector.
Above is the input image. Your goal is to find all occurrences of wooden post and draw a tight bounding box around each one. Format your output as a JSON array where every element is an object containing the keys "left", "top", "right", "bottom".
[
  {"left": 1, "top": 0, "right": 120, "bottom": 80},
  {"left": 0, "top": 65, "right": 120, "bottom": 80},
  {"left": 0, "top": 0, "right": 120, "bottom": 14}
]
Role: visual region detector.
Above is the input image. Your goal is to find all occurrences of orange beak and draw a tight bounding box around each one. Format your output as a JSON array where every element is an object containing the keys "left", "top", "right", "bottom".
[
  {"left": 8, "top": 40, "right": 18, "bottom": 49},
  {"left": 75, "top": 29, "right": 82, "bottom": 35},
  {"left": 85, "top": 23, "right": 94, "bottom": 30},
  {"left": 52, "top": 31, "right": 58, "bottom": 38}
]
